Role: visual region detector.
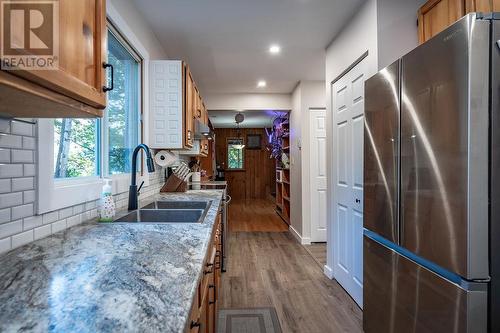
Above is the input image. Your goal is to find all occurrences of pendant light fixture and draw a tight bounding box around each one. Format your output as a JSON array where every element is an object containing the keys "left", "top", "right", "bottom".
[{"left": 234, "top": 112, "right": 245, "bottom": 150}]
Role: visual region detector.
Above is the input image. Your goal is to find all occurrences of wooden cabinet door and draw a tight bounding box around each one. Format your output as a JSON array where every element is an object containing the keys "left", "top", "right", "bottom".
[
  {"left": 466, "top": 0, "right": 500, "bottom": 11},
  {"left": 185, "top": 66, "right": 195, "bottom": 148},
  {"left": 198, "top": 93, "right": 203, "bottom": 120},
  {"left": 6, "top": 0, "right": 107, "bottom": 110},
  {"left": 418, "top": 0, "right": 465, "bottom": 44}
]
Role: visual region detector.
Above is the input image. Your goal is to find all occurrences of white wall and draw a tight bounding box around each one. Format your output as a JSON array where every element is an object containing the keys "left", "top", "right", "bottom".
[
  {"left": 324, "top": 0, "right": 378, "bottom": 277},
  {"left": 204, "top": 93, "right": 292, "bottom": 111},
  {"left": 299, "top": 81, "right": 326, "bottom": 242},
  {"left": 290, "top": 84, "right": 302, "bottom": 237},
  {"left": 323, "top": 0, "right": 427, "bottom": 278},
  {"left": 109, "top": 0, "right": 167, "bottom": 60},
  {"left": 289, "top": 81, "right": 326, "bottom": 243},
  {"left": 377, "top": 0, "right": 427, "bottom": 69}
]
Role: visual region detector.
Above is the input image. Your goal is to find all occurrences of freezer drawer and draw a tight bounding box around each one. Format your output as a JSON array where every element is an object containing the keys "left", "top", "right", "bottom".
[
  {"left": 400, "top": 14, "right": 489, "bottom": 279},
  {"left": 364, "top": 60, "right": 400, "bottom": 244},
  {"left": 364, "top": 235, "right": 487, "bottom": 333}
]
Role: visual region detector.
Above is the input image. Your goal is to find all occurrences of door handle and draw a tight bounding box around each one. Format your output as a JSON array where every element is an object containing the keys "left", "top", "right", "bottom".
[
  {"left": 102, "top": 62, "right": 114, "bottom": 92},
  {"left": 355, "top": 198, "right": 361, "bottom": 203}
]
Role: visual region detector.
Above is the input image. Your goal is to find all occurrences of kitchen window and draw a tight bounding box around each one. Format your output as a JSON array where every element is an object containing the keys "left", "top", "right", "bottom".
[
  {"left": 227, "top": 138, "right": 245, "bottom": 169},
  {"left": 52, "top": 27, "right": 142, "bottom": 179},
  {"left": 104, "top": 27, "right": 141, "bottom": 175},
  {"left": 38, "top": 8, "right": 150, "bottom": 214},
  {"left": 53, "top": 119, "right": 100, "bottom": 179}
]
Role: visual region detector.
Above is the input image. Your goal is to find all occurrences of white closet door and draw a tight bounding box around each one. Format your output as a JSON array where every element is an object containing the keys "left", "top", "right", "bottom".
[
  {"left": 332, "top": 59, "right": 366, "bottom": 307},
  {"left": 310, "top": 108, "right": 328, "bottom": 242}
]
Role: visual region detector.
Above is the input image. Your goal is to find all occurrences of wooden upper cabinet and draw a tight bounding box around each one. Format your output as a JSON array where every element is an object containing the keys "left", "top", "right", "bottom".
[
  {"left": 185, "top": 66, "right": 197, "bottom": 148},
  {"left": 466, "top": 0, "right": 500, "bottom": 11},
  {"left": 196, "top": 91, "right": 203, "bottom": 120},
  {"left": 0, "top": 0, "right": 107, "bottom": 118},
  {"left": 418, "top": 0, "right": 500, "bottom": 44},
  {"left": 418, "top": 0, "right": 465, "bottom": 44}
]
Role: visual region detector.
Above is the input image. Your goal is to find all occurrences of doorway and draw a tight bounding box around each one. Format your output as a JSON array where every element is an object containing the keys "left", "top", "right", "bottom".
[{"left": 330, "top": 56, "right": 366, "bottom": 308}]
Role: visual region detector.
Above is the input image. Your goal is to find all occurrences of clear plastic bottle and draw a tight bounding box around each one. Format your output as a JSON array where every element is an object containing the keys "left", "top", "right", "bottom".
[{"left": 99, "top": 179, "right": 115, "bottom": 222}]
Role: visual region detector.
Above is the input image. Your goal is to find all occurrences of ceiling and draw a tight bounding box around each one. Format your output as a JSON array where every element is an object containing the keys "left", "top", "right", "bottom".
[
  {"left": 132, "top": 0, "right": 365, "bottom": 94},
  {"left": 209, "top": 110, "right": 288, "bottom": 129}
]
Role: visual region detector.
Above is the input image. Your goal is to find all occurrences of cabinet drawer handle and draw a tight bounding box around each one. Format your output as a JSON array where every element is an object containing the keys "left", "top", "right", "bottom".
[
  {"left": 209, "top": 284, "right": 215, "bottom": 289},
  {"left": 209, "top": 300, "right": 216, "bottom": 305},
  {"left": 102, "top": 62, "right": 114, "bottom": 92},
  {"left": 190, "top": 321, "right": 201, "bottom": 329}
]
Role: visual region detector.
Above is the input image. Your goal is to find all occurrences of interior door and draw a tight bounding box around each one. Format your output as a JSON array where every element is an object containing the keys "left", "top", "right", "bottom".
[
  {"left": 310, "top": 108, "right": 327, "bottom": 242},
  {"left": 332, "top": 58, "right": 366, "bottom": 307}
]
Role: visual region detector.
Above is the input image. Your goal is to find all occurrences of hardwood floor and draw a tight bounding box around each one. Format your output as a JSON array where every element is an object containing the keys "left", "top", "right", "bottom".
[
  {"left": 221, "top": 232, "right": 363, "bottom": 333},
  {"left": 228, "top": 199, "right": 288, "bottom": 232},
  {"left": 303, "top": 243, "right": 327, "bottom": 268}
]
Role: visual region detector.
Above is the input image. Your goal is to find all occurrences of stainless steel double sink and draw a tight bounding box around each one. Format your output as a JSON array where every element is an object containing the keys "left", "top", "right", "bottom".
[{"left": 113, "top": 200, "right": 211, "bottom": 224}]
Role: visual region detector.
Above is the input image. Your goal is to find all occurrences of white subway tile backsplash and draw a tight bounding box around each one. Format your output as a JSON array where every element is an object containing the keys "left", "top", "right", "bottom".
[
  {"left": 12, "top": 177, "right": 34, "bottom": 192},
  {"left": 23, "top": 215, "right": 42, "bottom": 230},
  {"left": 0, "top": 208, "right": 10, "bottom": 224},
  {"left": 0, "top": 149, "right": 10, "bottom": 163},
  {"left": 42, "top": 211, "right": 59, "bottom": 224},
  {"left": 0, "top": 164, "right": 23, "bottom": 178},
  {"left": 0, "top": 192, "right": 23, "bottom": 209},
  {"left": 0, "top": 237, "right": 11, "bottom": 254},
  {"left": 0, "top": 220, "right": 23, "bottom": 238},
  {"left": 67, "top": 214, "right": 81, "bottom": 227},
  {"left": 11, "top": 230, "right": 33, "bottom": 248},
  {"left": 23, "top": 190, "right": 35, "bottom": 204},
  {"left": 85, "top": 200, "right": 97, "bottom": 210},
  {"left": 34, "top": 224, "right": 51, "bottom": 240},
  {"left": 22, "top": 137, "right": 36, "bottom": 150},
  {"left": 51, "top": 219, "right": 67, "bottom": 233},
  {"left": 11, "top": 150, "right": 33, "bottom": 163},
  {"left": 11, "top": 121, "right": 33, "bottom": 136},
  {"left": 58, "top": 207, "right": 73, "bottom": 219},
  {"left": 0, "top": 179, "right": 11, "bottom": 194},
  {"left": 73, "top": 204, "right": 84, "bottom": 214},
  {"left": 11, "top": 203, "right": 34, "bottom": 220},
  {"left": 0, "top": 134, "right": 22, "bottom": 149},
  {"left": 0, "top": 118, "right": 165, "bottom": 253},
  {"left": 0, "top": 119, "right": 10, "bottom": 134},
  {"left": 23, "top": 164, "right": 35, "bottom": 176}
]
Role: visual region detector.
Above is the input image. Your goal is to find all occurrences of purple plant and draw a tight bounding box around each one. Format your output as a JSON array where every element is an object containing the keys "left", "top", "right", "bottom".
[{"left": 266, "top": 114, "right": 289, "bottom": 166}]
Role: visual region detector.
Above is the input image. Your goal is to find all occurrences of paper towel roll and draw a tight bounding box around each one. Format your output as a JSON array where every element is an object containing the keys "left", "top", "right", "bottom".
[{"left": 154, "top": 150, "right": 177, "bottom": 167}]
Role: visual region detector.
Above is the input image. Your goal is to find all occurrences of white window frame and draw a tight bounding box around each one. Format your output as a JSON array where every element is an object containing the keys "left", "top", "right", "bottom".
[{"left": 37, "top": 3, "right": 151, "bottom": 214}]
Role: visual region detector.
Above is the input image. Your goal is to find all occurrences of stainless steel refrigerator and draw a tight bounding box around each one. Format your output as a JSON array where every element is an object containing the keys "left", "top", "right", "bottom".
[{"left": 363, "top": 13, "right": 500, "bottom": 333}]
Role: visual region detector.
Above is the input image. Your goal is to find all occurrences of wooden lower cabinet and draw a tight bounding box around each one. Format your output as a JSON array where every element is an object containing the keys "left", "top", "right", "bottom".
[{"left": 186, "top": 213, "right": 222, "bottom": 333}]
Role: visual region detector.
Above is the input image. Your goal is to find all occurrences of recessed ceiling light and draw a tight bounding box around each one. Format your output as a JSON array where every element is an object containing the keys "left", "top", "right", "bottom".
[
  {"left": 269, "top": 44, "right": 281, "bottom": 54},
  {"left": 257, "top": 80, "right": 267, "bottom": 88}
]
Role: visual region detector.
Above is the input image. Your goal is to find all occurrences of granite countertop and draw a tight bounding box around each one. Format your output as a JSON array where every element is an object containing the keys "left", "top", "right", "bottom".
[{"left": 0, "top": 190, "right": 224, "bottom": 333}]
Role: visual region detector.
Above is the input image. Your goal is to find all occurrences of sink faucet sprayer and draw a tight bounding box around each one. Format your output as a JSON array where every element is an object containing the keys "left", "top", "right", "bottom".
[{"left": 128, "top": 144, "right": 155, "bottom": 210}]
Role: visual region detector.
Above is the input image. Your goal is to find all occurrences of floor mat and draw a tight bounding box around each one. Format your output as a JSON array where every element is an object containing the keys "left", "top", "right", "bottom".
[{"left": 217, "top": 307, "right": 282, "bottom": 333}]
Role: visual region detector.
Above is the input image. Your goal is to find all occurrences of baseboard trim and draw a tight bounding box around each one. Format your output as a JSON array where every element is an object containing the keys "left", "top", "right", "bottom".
[
  {"left": 324, "top": 265, "right": 334, "bottom": 279},
  {"left": 289, "top": 225, "right": 311, "bottom": 245}
]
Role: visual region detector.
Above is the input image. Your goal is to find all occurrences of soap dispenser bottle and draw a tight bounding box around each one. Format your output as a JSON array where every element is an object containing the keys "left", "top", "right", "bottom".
[{"left": 99, "top": 179, "right": 115, "bottom": 222}]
